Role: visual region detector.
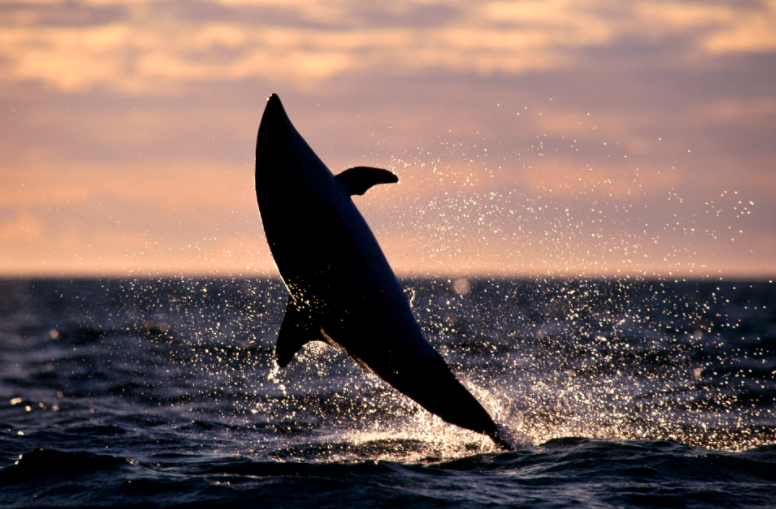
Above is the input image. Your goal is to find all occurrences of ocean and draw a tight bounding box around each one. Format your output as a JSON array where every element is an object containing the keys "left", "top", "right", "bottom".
[{"left": 0, "top": 277, "right": 774, "bottom": 508}]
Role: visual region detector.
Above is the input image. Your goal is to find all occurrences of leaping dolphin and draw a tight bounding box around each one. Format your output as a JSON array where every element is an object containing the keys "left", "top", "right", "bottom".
[{"left": 254, "top": 94, "right": 510, "bottom": 450}]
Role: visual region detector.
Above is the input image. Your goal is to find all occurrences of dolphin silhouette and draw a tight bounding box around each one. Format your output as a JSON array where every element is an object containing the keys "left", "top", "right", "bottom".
[{"left": 255, "top": 94, "right": 510, "bottom": 450}]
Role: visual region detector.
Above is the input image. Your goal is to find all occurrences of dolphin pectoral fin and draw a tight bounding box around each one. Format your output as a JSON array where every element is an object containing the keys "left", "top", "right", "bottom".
[
  {"left": 276, "top": 296, "right": 324, "bottom": 367},
  {"left": 335, "top": 167, "right": 399, "bottom": 196}
]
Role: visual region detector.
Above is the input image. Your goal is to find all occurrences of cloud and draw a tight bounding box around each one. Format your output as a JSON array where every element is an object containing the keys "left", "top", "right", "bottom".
[
  {"left": 4, "top": 1, "right": 774, "bottom": 94},
  {"left": 635, "top": 1, "right": 776, "bottom": 53}
]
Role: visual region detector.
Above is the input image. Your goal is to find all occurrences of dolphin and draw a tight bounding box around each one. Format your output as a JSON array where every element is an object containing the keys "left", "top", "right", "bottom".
[{"left": 254, "top": 94, "right": 511, "bottom": 450}]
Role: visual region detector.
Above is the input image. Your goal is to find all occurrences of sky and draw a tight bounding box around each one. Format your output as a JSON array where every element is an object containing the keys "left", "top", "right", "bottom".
[{"left": 1, "top": 0, "right": 775, "bottom": 278}]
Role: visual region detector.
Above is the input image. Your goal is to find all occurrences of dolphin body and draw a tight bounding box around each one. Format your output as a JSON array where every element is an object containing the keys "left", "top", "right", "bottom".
[{"left": 255, "top": 94, "right": 510, "bottom": 450}]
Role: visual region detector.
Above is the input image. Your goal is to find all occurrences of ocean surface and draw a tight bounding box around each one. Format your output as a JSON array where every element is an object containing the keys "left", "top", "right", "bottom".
[{"left": 0, "top": 277, "right": 774, "bottom": 508}]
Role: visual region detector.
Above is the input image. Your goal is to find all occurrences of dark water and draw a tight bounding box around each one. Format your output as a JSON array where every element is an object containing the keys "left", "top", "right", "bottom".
[{"left": 0, "top": 277, "right": 774, "bottom": 508}]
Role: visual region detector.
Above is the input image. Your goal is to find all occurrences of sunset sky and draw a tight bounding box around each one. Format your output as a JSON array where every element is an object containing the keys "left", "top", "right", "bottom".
[{"left": 2, "top": 0, "right": 775, "bottom": 278}]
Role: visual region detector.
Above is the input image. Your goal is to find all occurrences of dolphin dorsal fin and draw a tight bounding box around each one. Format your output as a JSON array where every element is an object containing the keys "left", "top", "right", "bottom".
[
  {"left": 335, "top": 167, "right": 398, "bottom": 196},
  {"left": 276, "top": 296, "right": 325, "bottom": 367}
]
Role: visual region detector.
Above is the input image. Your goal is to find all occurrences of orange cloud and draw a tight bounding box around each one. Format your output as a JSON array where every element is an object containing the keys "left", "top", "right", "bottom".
[
  {"left": 635, "top": 1, "right": 776, "bottom": 53},
  {"left": 7, "top": 1, "right": 774, "bottom": 94}
]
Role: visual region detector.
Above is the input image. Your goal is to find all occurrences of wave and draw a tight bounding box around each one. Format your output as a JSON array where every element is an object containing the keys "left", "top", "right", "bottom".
[{"left": 1, "top": 441, "right": 775, "bottom": 508}]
